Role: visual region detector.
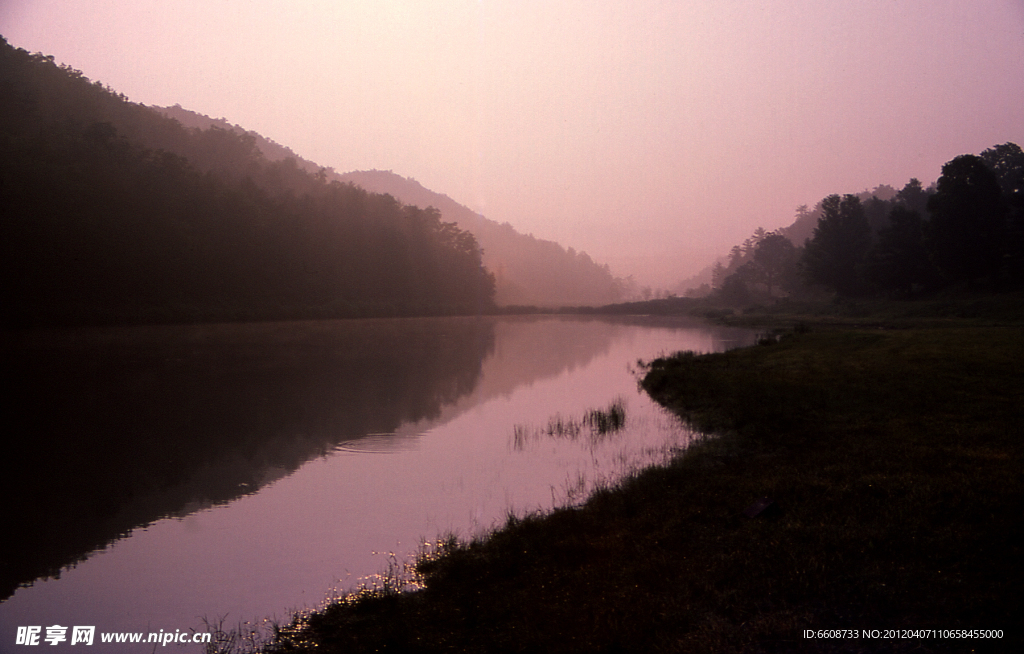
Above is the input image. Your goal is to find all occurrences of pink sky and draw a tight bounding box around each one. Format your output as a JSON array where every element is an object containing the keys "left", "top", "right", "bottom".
[{"left": 2, "top": 1, "right": 1022, "bottom": 285}]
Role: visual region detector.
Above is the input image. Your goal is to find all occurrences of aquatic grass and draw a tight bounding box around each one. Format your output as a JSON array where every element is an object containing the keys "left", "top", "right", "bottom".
[
  {"left": 201, "top": 616, "right": 281, "bottom": 654},
  {"left": 510, "top": 398, "right": 628, "bottom": 451},
  {"left": 551, "top": 469, "right": 590, "bottom": 507},
  {"left": 582, "top": 398, "right": 626, "bottom": 434},
  {"left": 332, "top": 535, "right": 466, "bottom": 603},
  {"left": 234, "top": 302, "right": 1024, "bottom": 653},
  {"left": 543, "top": 413, "right": 583, "bottom": 439},
  {"left": 260, "top": 535, "right": 470, "bottom": 653}
]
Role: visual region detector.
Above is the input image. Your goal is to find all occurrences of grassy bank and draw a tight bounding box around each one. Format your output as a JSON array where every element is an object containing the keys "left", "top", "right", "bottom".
[{"left": 228, "top": 305, "right": 1023, "bottom": 653}]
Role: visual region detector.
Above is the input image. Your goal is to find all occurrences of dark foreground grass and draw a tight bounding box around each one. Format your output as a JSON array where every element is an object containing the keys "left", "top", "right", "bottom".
[{"left": 239, "top": 319, "right": 1023, "bottom": 653}]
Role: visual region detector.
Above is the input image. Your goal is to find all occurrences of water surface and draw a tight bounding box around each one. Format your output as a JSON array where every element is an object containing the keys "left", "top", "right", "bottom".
[{"left": 1, "top": 315, "right": 754, "bottom": 649}]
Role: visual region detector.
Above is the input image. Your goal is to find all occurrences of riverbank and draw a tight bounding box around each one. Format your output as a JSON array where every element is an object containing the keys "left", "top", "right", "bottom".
[{"left": 228, "top": 300, "right": 1023, "bottom": 653}]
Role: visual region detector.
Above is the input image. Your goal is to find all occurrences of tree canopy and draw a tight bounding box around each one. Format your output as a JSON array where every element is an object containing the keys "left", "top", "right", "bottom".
[
  {"left": 926, "top": 155, "right": 1007, "bottom": 285},
  {"left": 710, "top": 143, "right": 1024, "bottom": 304},
  {"left": 0, "top": 38, "right": 495, "bottom": 327},
  {"left": 800, "top": 194, "right": 872, "bottom": 296}
]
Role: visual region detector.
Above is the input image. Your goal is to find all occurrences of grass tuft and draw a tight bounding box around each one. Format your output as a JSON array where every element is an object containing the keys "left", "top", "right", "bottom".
[{"left": 511, "top": 398, "right": 627, "bottom": 451}]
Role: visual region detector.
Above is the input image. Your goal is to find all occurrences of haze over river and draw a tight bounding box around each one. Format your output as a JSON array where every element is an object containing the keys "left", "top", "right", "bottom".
[{"left": 2, "top": 315, "right": 755, "bottom": 650}]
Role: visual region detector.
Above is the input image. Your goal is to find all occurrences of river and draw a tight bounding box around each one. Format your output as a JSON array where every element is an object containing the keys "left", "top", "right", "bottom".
[{"left": 1, "top": 315, "right": 755, "bottom": 650}]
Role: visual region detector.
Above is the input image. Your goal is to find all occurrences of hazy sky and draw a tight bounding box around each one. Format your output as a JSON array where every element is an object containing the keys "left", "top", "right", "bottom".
[{"left": 2, "top": 1, "right": 1023, "bottom": 284}]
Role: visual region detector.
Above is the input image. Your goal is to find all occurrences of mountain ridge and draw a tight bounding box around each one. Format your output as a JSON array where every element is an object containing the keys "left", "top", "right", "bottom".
[
  {"left": 153, "top": 104, "right": 624, "bottom": 306},
  {"left": 0, "top": 39, "right": 495, "bottom": 326}
]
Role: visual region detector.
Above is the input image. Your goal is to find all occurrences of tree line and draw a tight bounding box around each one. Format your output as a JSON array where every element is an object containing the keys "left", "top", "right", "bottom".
[
  {"left": 710, "top": 143, "right": 1024, "bottom": 303},
  {"left": 0, "top": 37, "right": 495, "bottom": 327},
  {"left": 332, "top": 169, "right": 626, "bottom": 307}
]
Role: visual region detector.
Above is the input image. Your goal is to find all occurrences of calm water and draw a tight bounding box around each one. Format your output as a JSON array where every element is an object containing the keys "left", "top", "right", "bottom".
[{"left": 1, "top": 315, "right": 754, "bottom": 650}]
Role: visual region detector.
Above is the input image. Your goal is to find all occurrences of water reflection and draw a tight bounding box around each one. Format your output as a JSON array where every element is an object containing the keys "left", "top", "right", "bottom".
[
  {"left": 2, "top": 318, "right": 498, "bottom": 599},
  {"left": 334, "top": 433, "right": 423, "bottom": 454},
  {"left": 1, "top": 315, "right": 754, "bottom": 648}
]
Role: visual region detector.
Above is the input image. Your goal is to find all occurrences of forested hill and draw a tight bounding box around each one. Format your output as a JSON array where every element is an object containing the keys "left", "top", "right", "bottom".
[
  {"left": 154, "top": 105, "right": 624, "bottom": 306},
  {"left": 700, "top": 145, "right": 1023, "bottom": 303},
  {"left": 0, "top": 38, "right": 495, "bottom": 327},
  {"left": 336, "top": 171, "right": 624, "bottom": 306}
]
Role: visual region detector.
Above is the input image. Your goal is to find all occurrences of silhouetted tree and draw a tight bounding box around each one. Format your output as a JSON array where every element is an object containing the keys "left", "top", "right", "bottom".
[
  {"left": 783, "top": 204, "right": 821, "bottom": 245},
  {"left": 863, "top": 195, "right": 894, "bottom": 235},
  {"left": 800, "top": 194, "right": 872, "bottom": 296},
  {"left": 895, "top": 178, "right": 932, "bottom": 216},
  {"left": 868, "top": 184, "right": 898, "bottom": 201},
  {"left": 717, "top": 269, "right": 752, "bottom": 306},
  {"left": 979, "top": 143, "right": 1024, "bottom": 197},
  {"left": 979, "top": 143, "right": 1024, "bottom": 282},
  {"left": 927, "top": 155, "right": 1007, "bottom": 285},
  {"left": 711, "top": 262, "right": 728, "bottom": 290},
  {"left": 866, "top": 205, "right": 936, "bottom": 296},
  {"left": 750, "top": 232, "right": 797, "bottom": 296}
]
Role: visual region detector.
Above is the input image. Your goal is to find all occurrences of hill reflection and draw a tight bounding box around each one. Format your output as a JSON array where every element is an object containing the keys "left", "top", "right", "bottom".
[
  {"left": 1, "top": 315, "right": 633, "bottom": 601},
  {"left": 3, "top": 317, "right": 499, "bottom": 600}
]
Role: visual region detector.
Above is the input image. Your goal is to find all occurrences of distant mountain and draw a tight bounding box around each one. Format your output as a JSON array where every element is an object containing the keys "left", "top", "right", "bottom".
[
  {"left": 335, "top": 171, "right": 624, "bottom": 306},
  {"left": 153, "top": 106, "right": 624, "bottom": 306}
]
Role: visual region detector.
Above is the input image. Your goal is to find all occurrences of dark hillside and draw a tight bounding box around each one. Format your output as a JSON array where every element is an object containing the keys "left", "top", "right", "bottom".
[
  {"left": 337, "top": 170, "right": 624, "bottom": 306},
  {"left": 151, "top": 104, "right": 625, "bottom": 307},
  {"left": 0, "top": 38, "right": 494, "bottom": 327}
]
